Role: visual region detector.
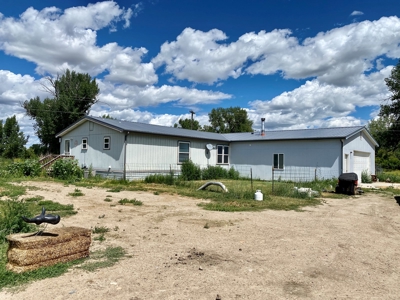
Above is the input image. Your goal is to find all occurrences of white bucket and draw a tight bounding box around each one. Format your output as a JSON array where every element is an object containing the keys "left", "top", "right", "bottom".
[{"left": 254, "top": 190, "right": 263, "bottom": 201}]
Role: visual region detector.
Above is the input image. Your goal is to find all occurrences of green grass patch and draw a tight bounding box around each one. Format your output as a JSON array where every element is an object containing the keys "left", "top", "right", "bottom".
[
  {"left": 24, "top": 195, "right": 45, "bottom": 202},
  {"left": 118, "top": 198, "right": 143, "bottom": 206},
  {"left": 0, "top": 181, "right": 26, "bottom": 199},
  {"left": 106, "top": 187, "right": 123, "bottom": 193},
  {"left": 79, "top": 246, "right": 126, "bottom": 272},
  {"left": 104, "top": 198, "right": 112, "bottom": 202},
  {"left": 35, "top": 200, "right": 77, "bottom": 218},
  {"left": 68, "top": 188, "right": 84, "bottom": 197}
]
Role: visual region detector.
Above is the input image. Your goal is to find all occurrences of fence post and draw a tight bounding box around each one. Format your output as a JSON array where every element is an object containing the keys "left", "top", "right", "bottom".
[
  {"left": 315, "top": 168, "right": 317, "bottom": 181},
  {"left": 272, "top": 166, "right": 274, "bottom": 194},
  {"left": 250, "top": 168, "right": 253, "bottom": 191}
]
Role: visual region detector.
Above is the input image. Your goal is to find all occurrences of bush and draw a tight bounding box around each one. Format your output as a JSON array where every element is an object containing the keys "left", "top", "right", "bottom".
[
  {"left": 51, "top": 158, "right": 83, "bottom": 180},
  {"left": 201, "top": 166, "right": 239, "bottom": 180},
  {"left": 228, "top": 167, "right": 240, "bottom": 179},
  {"left": 5, "top": 159, "right": 41, "bottom": 177},
  {"left": 377, "top": 172, "right": 400, "bottom": 183},
  {"left": 201, "top": 165, "right": 227, "bottom": 180},
  {"left": 0, "top": 199, "right": 36, "bottom": 242},
  {"left": 361, "top": 170, "right": 372, "bottom": 183},
  {"left": 180, "top": 160, "right": 201, "bottom": 181}
]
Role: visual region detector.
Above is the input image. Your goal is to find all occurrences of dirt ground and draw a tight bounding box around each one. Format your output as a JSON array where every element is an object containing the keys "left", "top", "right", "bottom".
[{"left": 1, "top": 181, "right": 400, "bottom": 300}]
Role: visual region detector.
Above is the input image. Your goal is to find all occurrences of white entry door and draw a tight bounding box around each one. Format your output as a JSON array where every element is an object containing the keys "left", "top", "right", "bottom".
[
  {"left": 65, "top": 140, "right": 70, "bottom": 155},
  {"left": 344, "top": 154, "right": 349, "bottom": 173}
]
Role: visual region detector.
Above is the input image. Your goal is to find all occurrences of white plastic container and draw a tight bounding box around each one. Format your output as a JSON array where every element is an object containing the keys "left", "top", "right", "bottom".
[{"left": 254, "top": 190, "right": 263, "bottom": 201}]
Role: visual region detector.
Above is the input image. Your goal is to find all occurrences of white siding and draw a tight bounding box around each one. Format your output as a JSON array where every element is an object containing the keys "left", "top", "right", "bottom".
[
  {"left": 125, "top": 132, "right": 226, "bottom": 170},
  {"left": 230, "top": 139, "right": 341, "bottom": 181},
  {"left": 343, "top": 131, "right": 376, "bottom": 181},
  {"left": 60, "top": 121, "right": 124, "bottom": 171}
]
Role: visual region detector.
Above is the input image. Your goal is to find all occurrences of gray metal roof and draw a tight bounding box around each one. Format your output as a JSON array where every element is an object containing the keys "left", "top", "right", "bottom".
[
  {"left": 57, "top": 116, "right": 228, "bottom": 141},
  {"left": 222, "top": 126, "right": 370, "bottom": 142},
  {"left": 57, "top": 116, "right": 377, "bottom": 146}
]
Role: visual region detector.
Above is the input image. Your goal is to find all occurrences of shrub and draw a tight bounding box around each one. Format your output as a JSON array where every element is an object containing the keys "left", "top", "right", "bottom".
[
  {"left": 361, "top": 170, "right": 372, "bottom": 183},
  {"left": 377, "top": 172, "right": 400, "bottom": 183},
  {"left": 228, "top": 167, "right": 240, "bottom": 179},
  {"left": 5, "top": 159, "right": 41, "bottom": 177},
  {"left": 180, "top": 160, "right": 201, "bottom": 181},
  {"left": 0, "top": 199, "right": 36, "bottom": 242},
  {"left": 201, "top": 165, "right": 226, "bottom": 180},
  {"left": 51, "top": 158, "right": 83, "bottom": 180}
]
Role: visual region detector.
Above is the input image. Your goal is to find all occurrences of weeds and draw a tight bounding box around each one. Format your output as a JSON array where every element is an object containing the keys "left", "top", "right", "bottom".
[
  {"left": 79, "top": 246, "right": 126, "bottom": 272},
  {"left": 106, "top": 187, "right": 123, "bottom": 193},
  {"left": 68, "top": 188, "right": 84, "bottom": 197},
  {"left": 118, "top": 198, "right": 143, "bottom": 206},
  {"left": 94, "top": 233, "right": 106, "bottom": 242},
  {"left": 92, "top": 226, "right": 109, "bottom": 234}
]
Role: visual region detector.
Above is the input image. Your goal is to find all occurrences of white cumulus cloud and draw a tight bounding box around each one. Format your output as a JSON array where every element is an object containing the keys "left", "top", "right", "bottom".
[{"left": 351, "top": 11, "right": 364, "bottom": 16}]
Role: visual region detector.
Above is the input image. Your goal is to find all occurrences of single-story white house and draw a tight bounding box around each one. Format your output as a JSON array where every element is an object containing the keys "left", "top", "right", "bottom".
[{"left": 55, "top": 116, "right": 378, "bottom": 182}]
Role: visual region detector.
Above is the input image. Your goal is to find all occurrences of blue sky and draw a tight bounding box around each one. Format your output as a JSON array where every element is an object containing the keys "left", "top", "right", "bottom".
[{"left": 0, "top": 0, "right": 399, "bottom": 146}]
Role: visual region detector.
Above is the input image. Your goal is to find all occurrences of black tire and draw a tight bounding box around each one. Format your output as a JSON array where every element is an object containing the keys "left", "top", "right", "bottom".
[{"left": 351, "top": 184, "right": 356, "bottom": 195}]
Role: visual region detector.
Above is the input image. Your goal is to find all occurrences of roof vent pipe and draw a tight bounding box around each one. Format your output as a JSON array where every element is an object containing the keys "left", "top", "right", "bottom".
[{"left": 261, "top": 118, "right": 265, "bottom": 136}]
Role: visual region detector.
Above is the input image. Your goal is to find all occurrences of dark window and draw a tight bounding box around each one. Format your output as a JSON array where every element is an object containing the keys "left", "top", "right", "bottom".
[
  {"left": 178, "top": 142, "right": 190, "bottom": 163},
  {"left": 82, "top": 138, "right": 88, "bottom": 150},
  {"left": 273, "top": 153, "right": 284, "bottom": 169},
  {"left": 104, "top": 136, "right": 110, "bottom": 150},
  {"left": 217, "top": 145, "right": 229, "bottom": 164}
]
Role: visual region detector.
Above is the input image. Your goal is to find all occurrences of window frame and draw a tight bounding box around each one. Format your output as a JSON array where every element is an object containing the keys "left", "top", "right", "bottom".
[
  {"left": 217, "top": 145, "right": 229, "bottom": 164},
  {"left": 104, "top": 136, "right": 111, "bottom": 150},
  {"left": 82, "top": 137, "right": 88, "bottom": 150},
  {"left": 178, "top": 141, "right": 190, "bottom": 163},
  {"left": 273, "top": 153, "right": 284, "bottom": 170}
]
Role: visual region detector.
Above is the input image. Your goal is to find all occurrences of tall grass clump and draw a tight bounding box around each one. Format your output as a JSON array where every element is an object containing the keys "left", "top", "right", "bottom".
[
  {"left": 180, "top": 160, "right": 240, "bottom": 181},
  {"left": 144, "top": 171, "right": 175, "bottom": 185},
  {"left": 51, "top": 158, "right": 83, "bottom": 180}
]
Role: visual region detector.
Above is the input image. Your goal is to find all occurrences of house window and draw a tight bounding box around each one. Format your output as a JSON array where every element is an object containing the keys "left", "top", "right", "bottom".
[
  {"left": 178, "top": 142, "right": 190, "bottom": 163},
  {"left": 273, "top": 153, "right": 284, "bottom": 170},
  {"left": 82, "top": 138, "right": 88, "bottom": 150},
  {"left": 104, "top": 136, "right": 110, "bottom": 150},
  {"left": 217, "top": 145, "right": 229, "bottom": 164}
]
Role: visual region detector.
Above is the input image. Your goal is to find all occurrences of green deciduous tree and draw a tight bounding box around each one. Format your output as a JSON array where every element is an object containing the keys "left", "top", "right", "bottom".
[
  {"left": 101, "top": 114, "right": 115, "bottom": 119},
  {"left": 1, "top": 115, "right": 28, "bottom": 159},
  {"left": 0, "top": 120, "right": 4, "bottom": 155},
  {"left": 380, "top": 60, "right": 400, "bottom": 150},
  {"left": 206, "top": 107, "right": 253, "bottom": 133},
  {"left": 174, "top": 118, "right": 201, "bottom": 130},
  {"left": 23, "top": 69, "right": 99, "bottom": 153},
  {"left": 367, "top": 115, "right": 394, "bottom": 148}
]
